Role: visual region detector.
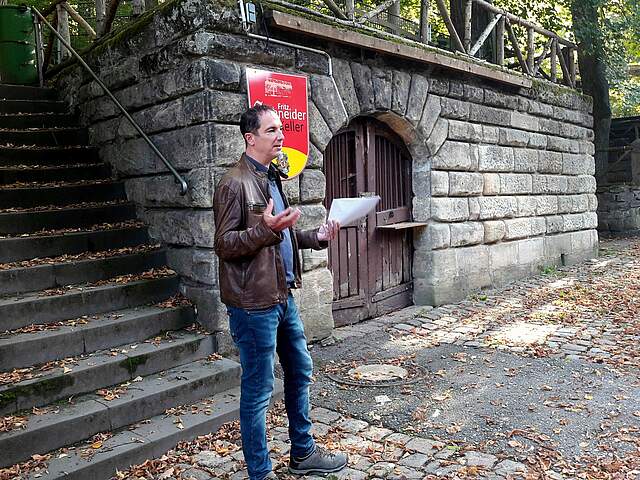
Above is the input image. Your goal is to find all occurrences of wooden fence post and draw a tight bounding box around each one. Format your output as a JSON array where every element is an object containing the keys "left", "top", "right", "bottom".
[
  {"left": 56, "top": 3, "right": 70, "bottom": 62},
  {"left": 389, "top": 0, "right": 400, "bottom": 35},
  {"left": 550, "top": 38, "right": 557, "bottom": 82},
  {"left": 568, "top": 47, "right": 576, "bottom": 86},
  {"left": 463, "top": 0, "right": 472, "bottom": 52},
  {"left": 496, "top": 15, "right": 504, "bottom": 65},
  {"left": 526, "top": 27, "right": 534, "bottom": 73},
  {"left": 95, "top": 0, "right": 106, "bottom": 37},
  {"left": 346, "top": 0, "right": 354, "bottom": 20},
  {"left": 419, "top": 0, "right": 430, "bottom": 42}
]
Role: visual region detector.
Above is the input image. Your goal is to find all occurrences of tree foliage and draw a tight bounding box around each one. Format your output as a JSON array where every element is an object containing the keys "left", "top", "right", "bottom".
[
  {"left": 6, "top": 0, "right": 136, "bottom": 50},
  {"left": 8, "top": 0, "right": 639, "bottom": 116},
  {"left": 399, "top": 0, "right": 639, "bottom": 116}
]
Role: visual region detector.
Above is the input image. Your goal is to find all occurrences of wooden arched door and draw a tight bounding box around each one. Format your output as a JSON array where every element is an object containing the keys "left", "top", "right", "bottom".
[{"left": 324, "top": 118, "right": 414, "bottom": 326}]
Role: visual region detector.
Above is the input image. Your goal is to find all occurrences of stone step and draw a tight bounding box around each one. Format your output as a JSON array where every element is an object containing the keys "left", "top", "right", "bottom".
[
  {"left": 0, "top": 246, "right": 165, "bottom": 296},
  {"left": 0, "top": 199, "right": 129, "bottom": 214},
  {"left": 0, "top": 180, "right": 126, "bottom": 208},
  {"left": 0, "top": 145, "right": 98, "bottom": 165},
  {"left": 0, "top": 113, "right": 77, "bottom": 129},
  {"left": 0, "top": 163, "right": 110, "bottom": 184},
  {"left": 0, "top": 99, "right": 68, "bottom": 114},
  {"left": 0, "top": 273, "right": 179, "bottom": 331},
  {"left": 23, "top": 384, "right": 265, "bottom": 480},
  {"left": 0, "top": 127, "right": 88, "bottom": 146},
  {"left": 0, "top": 326, "right": 208, "bottom": 415},
  {"left": 0, "top": 358, "right": 242, "bottom": 468},
  {"left": 0, "top": 85, "right": 58, "bottom": 101},
  {"left": 0, "top": 202, "right": 136, "bottom": 235},
  {"left": 0, "top": 223, "right": 149, "bottom": 263},
  {"left": 0, "top": 304, "right": 195, "bottom": 375}
]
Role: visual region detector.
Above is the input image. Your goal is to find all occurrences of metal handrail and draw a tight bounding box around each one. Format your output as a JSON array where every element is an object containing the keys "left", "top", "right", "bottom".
[{"left": 32, "top": 6, "right": 189, "bottom": 195}]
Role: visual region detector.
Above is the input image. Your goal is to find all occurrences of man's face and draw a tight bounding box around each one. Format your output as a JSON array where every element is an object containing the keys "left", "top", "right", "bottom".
[{"left": 246, "top": 110, "right": 284, "bottom": 161}]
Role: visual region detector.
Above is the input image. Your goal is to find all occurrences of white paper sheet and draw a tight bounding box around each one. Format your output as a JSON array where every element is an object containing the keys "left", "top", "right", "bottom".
[{"left": 327, "top": 196, "right": 380, "bottom": 227}]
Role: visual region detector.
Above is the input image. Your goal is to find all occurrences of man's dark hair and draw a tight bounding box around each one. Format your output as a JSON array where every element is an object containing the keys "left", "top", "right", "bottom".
[{"left": 240, "top": 104, "right": 277, "bottom": 136}]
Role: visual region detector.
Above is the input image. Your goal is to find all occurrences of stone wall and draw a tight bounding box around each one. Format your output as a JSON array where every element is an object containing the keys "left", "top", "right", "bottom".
[
  {"left": 52, "top": 0, "right": 597, "bottom": 338},
  {"left": 597, "top": 184, "right": 640, "bottom": 232},
  {"left": 410, "top": 83, "right": 598, "bottom": 304},
  {"left": 597, "top": 140, "right": 640, "bottom": 233},
  {"left": 52, "top": 0, "right": 335, "bottom": 344},
  {"left": 305, "top": 50, "right": 597, "bottom": 306}
]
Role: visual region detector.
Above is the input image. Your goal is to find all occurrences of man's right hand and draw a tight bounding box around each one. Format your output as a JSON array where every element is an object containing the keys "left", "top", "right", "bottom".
[{"left": 262, "top": 198, "right": 301, "bottom": 232}]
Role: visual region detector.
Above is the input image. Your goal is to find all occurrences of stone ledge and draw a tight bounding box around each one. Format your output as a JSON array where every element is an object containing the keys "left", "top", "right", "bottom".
[
  {"left": 415, "top": 229, "right": 597, "bottom": 305},
  {"left": 268, "top": 9, "right": 532, "bottom": 89}
]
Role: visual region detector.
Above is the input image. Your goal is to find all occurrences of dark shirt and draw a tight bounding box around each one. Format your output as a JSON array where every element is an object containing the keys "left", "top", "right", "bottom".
[{"left": 246, "top": 155, "right": 295, "bottom": 285}]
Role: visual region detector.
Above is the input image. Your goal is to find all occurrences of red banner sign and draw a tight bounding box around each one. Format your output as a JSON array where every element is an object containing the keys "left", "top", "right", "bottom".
[{"left": 246, "top": 68, "right": 309, "bottom": 180}]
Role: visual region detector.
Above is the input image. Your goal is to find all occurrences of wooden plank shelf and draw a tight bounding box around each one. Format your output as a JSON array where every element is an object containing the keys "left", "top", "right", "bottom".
[{"left": 376, "top": 221, "right": 428, "bottom": 230}]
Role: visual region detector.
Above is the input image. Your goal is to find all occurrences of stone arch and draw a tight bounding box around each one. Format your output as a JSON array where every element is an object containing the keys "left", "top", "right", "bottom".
[
  {"left": 304, "top": 60, "right": 459, "bottom": 310},
  {"left": 307, "top": 61, "right": 449, "bottom": 223}
]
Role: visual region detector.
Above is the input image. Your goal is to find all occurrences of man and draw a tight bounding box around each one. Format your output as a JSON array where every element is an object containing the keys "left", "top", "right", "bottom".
[{"left": 213, "top": 104, "right": 347, "bottom": 480}]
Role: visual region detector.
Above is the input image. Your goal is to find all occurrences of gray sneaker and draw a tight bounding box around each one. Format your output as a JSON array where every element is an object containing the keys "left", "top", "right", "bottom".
[
  {"left": 289, "top": 446, "right": 348, "bottom": 475},
  {"left": 263, "top": 473, "right": 278, "bottom": 479}
]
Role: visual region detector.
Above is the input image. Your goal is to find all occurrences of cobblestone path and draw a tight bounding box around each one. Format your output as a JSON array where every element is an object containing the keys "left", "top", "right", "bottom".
[{"left": 82, "top": 237, "right": 640, "bottom": 479}]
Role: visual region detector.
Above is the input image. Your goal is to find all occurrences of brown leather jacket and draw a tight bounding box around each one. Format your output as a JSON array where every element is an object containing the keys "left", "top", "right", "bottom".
[{"left": 213, "top": 154, "right": 326, "bottom": 309}]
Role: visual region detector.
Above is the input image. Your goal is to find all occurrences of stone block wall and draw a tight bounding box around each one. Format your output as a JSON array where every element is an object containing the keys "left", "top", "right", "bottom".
[
  {"left": 52, "top": 0, "right": 335, "bottom": 343},
  {"left": 597, "top": 141, "right": 640, "bottom": 233},
  {"left": 409, "top": 82, "right": 598, "bottom": 304},
  {"left": 597, "top": 184, "right": 640, "bottom": 232},
  {"left": 52, "top": 0, "right": 598, "bottom": 332}
]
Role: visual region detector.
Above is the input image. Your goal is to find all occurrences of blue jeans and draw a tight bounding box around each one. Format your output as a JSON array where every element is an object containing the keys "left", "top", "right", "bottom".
[{"left": 227, "top": 294, "right": 315, "bottom": 480}]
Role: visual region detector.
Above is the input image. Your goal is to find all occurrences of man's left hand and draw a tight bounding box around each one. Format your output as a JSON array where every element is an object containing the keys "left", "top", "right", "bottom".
[{"left": 317, "top": 220, "right": 340, "bottom": 242}]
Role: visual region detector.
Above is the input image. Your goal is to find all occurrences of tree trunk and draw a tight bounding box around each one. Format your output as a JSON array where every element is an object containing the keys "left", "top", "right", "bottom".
[
  {"left": 450, "top": 0, "right": 464, "bottom": 49},
  {"left": 571, "top": 0, "right": 611, "bottom": 184}
]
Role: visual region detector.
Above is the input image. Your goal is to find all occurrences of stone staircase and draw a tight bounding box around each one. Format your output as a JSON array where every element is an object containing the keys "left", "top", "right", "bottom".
[{"left": 0, "top": 85, "right": 244, "bottom": 479}]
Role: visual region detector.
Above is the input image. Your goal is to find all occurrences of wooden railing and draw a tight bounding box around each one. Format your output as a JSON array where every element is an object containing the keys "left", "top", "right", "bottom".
[
  {"left": 35, "top": 0, "right": 578, "bottom": 87},
  {"left": 283, "top": 0, "right": 578, "bottom": 87}
]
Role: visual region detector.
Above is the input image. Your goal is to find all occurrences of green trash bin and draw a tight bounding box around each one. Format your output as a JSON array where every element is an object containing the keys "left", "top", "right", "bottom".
[{"left": 0, "top": 5, "right": 38, "bottom": 85}]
